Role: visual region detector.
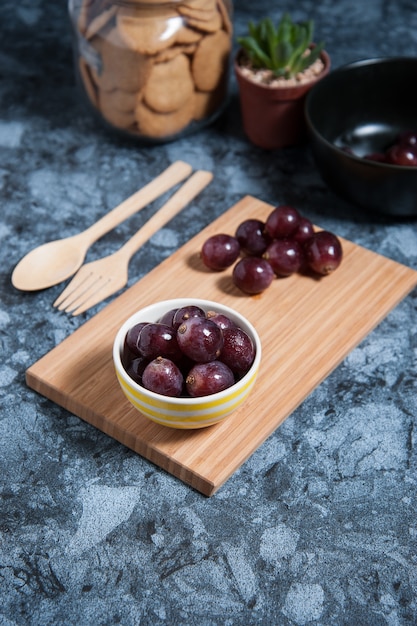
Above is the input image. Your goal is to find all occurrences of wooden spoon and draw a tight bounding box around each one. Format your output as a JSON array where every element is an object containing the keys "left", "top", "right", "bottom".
[{"left": 11, "top": 161, "right": 193, "bottom": 291}]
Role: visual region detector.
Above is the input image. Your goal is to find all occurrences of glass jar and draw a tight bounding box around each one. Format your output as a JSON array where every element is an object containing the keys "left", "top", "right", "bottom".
[{"left": 68, "top": 0, "right": 233, "bottom": 143}]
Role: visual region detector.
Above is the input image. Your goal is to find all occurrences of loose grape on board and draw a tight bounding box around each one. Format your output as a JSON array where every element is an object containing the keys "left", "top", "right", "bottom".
[{"left": 200, "top": 204, "right": 343, "bottom": 295}]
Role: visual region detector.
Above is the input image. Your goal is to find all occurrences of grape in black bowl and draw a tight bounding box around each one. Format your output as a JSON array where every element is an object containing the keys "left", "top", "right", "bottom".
[{"left": 305, "top": 57, "right": 417, "bottom": 216}]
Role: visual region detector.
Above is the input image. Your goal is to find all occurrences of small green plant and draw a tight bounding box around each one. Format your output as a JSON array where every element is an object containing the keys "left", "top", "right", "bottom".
[{"left": 237, "top": 13, "right": 324, "bottom": 79}]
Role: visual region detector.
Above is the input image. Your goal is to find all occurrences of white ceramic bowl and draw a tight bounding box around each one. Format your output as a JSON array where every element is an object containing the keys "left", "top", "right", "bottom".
[{"left": 113, "top": 298, "right": 261, "bottom": 429}]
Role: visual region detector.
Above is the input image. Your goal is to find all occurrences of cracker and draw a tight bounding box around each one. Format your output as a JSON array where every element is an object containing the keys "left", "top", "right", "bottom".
[
  {"left": 144, "top": 54, "right": 194, "bottom": 114},
  {"left": 154, "top": 43, "right": 198, "bottom": 64},
  {"left": 135, "top": 96, "right": 196, "bottom": 138},
  {"left": 178, "top": 4, "right": 217, "bottom": 20},
  {"left": 175, "top": 25, "right": 203, "bottom": 45},
  {"left": 99, "top": 89, "right": 136, "bottom": 129},
  {"left": 216, "top": 0, "right": 233, "bottom": 35},
  {"left": 91, "top": 29, "right": 153, "bottom": 93},
  {"left": 181, "top": 10, "right": 222, "bottom": 34},
  {"left": 193, "top": 86, "right": 225, "bottom": 120},
  {"left": 192, "top": 30, "right": 231, "bottom": 92},
  {"left": 99, "top": 87, "right": 137, "bottom": 113},
  {"left": 117, "top": 7, "right": 181, "bottom": 55},
  {"left": 179, "top": 0, "right": 216, "bottom": 12},
  {"left": 177, "top": 0, "right": 222, "bottom": 32}
]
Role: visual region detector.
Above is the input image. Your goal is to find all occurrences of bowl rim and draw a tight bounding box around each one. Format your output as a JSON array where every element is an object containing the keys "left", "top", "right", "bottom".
[
  {"left": 113, "top": 298, "right": 262, "bottom": 406},
  {"left": 305, "top": 56, "right": 417, "bottom": 170},
  {"left": 325, "top": 55, "right": 417, "bottom": 71}
]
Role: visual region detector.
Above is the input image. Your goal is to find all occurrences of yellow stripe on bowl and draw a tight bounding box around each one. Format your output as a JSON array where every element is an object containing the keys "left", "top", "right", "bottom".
[
  {"left": 117, "top": 366, "right": 259, "bottom": 412},
  {"left": 116, "top": 369, "right": 258, "bottom": 427},
  {"left": 123, "top": 385, "right": 255, "bottom": 428},
  {"left": 122, "top": 378, "right": 256, "bottom": 419},
  {"left": 118, "top": 368, "right": 258, "bottom": 410}
]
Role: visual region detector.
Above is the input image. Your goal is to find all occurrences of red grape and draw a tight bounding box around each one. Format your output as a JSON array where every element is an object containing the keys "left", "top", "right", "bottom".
[
  {"left": 137, "top": 322, "right": 182, "bottom": 361},
  {"left": 177, "top": 316, "right": 224, "bottom": 363},
  {"left": 235, "top": 219, "right": 269, "bottom": 256},
  {"left": 158, "top": 307, "right": 178, "bottom": 326},
  {"left": 397, "top": 130, "right": 417, "bottom": 148},
  {"left": 201, "top": 234, "right": 240, "bottom": 270},
  {"left": 264, "top": 205, "right": 300, "bottom": 239},
  {"left": 386, "top": 144, "right": 417, "bottom": 166},
  {"left": 124, "top": 321, "right": 149, "bottom": 360},
  {"left": 293, "top": 217, "right": 315, "bottom": 243},
  {"left": 172, "top": 305, "right": 205, "bottom": 329},
  {"left": 206, "top": 311, "right": 237, "bottom": 330},
  {"left": 186, "top": 361, "right": 235, "bottom": 397},
  {"left": 304, "top": 231, "right": 343, "bottom": 275},
  {"left": 263, "top": 239, "right": 303, "bottom": 277},
  {"left": 232, "top": 257, "right": 275, "bottom": 294},
  {"left": 364, "top": 152, "right": 387, "bottom": 163},
  {"left": 361, "top": 130, "right": 417, "bottom": 166},
  {"left": 126, "top": 356, "right": 147, "bottom": 385},
  {"left": 142, "top": 357, "right": 184, "bottom": 397},
  {"left": 220, "top": 327, "right": 255, "bottom": 376}
]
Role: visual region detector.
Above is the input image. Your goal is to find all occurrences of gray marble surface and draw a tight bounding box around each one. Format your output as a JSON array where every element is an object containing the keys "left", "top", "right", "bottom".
[{"left": 1, "top": 1, "right": 417, "bottom": 624}]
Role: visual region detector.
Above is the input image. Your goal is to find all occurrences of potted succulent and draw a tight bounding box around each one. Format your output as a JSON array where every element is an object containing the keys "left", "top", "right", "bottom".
[{"left": 234, "top": 13, "right": 331, "bottom": 149}]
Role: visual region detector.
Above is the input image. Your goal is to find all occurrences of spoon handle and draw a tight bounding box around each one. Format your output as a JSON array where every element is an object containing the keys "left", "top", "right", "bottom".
[
  {"left": 81, "top": 161, "right": 192, "bottom": 244},
  {"left": 115, "top": 170, "right": 213, "bottom": 262}
]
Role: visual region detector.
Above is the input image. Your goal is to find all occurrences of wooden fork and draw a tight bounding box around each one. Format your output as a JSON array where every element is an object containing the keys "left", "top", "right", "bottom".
[{"left": 53, "top": 170, "right": 213, "bottom": 315}]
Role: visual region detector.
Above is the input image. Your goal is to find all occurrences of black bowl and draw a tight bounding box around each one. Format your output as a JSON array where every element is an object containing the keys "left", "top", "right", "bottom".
[{"left": 305, "top": 57, "right": 417, "bottom": 217}]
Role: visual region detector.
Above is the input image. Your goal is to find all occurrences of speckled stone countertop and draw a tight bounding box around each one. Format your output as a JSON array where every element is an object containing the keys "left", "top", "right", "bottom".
[{"left": 1, "top": 1, "right": 417, "bottom": 624}]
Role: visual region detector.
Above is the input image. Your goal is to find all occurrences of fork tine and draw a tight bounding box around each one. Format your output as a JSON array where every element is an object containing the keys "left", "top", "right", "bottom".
[
  {"left": 58, "top": 277, "right": 108, "bottom": 313},
  {"left": 65, "top": 278, "right": 113, "bottom": 315},
  {"left": 53, "top": 252, "right": 129, "bottom": 314},
  {"left": 53, "top": 266, "right": 96, "bottom": 309}
]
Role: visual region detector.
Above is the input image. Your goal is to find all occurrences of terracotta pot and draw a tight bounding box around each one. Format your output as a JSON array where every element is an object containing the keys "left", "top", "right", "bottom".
[{"left": 234, "top": 49, "right": 331, "bottom": 150}]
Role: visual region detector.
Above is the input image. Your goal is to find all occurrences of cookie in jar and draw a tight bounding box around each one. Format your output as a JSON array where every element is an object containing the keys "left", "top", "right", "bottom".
[{"left": 68, "top": 0, "right": 233, "bottom": 142}]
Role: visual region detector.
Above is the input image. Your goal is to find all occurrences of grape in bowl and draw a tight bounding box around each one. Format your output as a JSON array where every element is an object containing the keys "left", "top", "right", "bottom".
[
  {"left": 305, "top": 57, "right": 417, "bottom": 216},
  {"left": 113, "top": 299, "right": 262, "bottom": 429}
]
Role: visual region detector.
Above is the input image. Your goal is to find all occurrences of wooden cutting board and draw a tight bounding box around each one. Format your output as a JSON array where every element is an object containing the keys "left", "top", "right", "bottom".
[{"left": 26, "top": 196, "right": 417, "bottom": 496}]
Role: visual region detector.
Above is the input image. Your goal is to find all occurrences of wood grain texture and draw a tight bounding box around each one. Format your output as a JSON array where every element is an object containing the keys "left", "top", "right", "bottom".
[{"left": 26, "top": 196, "right": 417, "bottom": 496}]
